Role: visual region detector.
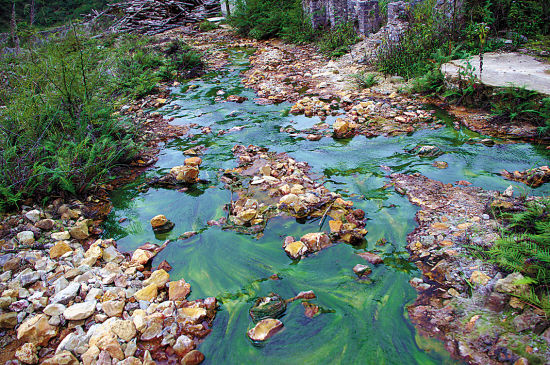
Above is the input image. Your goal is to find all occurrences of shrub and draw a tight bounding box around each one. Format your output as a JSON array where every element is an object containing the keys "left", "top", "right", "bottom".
[
  {"left": 199, "top": 20, "right": 218, "bottom": 32},
  {"left": 0, "top": 33, "right": 203, "bottom": 211},
  {"left": 317, "top": 22, "right": 360, "bottom": 58},
  {"left": 350, "top": 72, "right": 379, "bottom": 89}
]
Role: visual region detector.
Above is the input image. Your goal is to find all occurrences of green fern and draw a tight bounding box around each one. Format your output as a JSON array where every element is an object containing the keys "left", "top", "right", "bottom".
[{"left": 474, "top": 198, "right": 550, "bottom": 314}]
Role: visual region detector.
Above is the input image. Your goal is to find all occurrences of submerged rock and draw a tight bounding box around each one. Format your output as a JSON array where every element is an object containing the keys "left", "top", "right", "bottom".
[
  {"left": 249, "top": 293, "right": 287, "bottom": 322},
  {"left": 247, "top": 318, "right": 284, "bottom": 342},
  {"left": 408, "top": 145, "right": 443, "bottom": 157}
]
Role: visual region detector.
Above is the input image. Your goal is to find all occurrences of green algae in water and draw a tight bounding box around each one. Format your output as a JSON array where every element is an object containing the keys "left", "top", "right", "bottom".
[{"left": 102, "top": 49, "right": 550, "bottom": 364}]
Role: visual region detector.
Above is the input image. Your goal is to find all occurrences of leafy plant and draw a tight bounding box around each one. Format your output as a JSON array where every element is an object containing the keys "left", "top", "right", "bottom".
[
  {"left": 199, "top": 20, "right": 218, "bottom": 32},
  {"left": 350, "top": 72, "right": 379, "bottom": 89},
  {"left": 317, "top": 22, "right": 360, "bottom": 58},
  {"left": 471, "top": 198, "right": 550, "bottom": 314},
  {"left": 0, "top": 32, "right": 204, "bottom": 211}
]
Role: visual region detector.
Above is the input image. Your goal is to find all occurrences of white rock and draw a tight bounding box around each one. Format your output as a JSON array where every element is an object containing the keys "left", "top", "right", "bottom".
[
  {"left": 25, "top": 209, "right": 41, "bottom": 223},
  {"left": 51, "top": 231, "right": 71, "bottom": 241},
  {"left": 50, "top": 282, "right": 80, "bottom": 304},
  {"left": 63, "top": 300, "right": 96, "bottom": 320},
  {"left": 44, "top": 303, "right": 66, "bottom": 317},
  {"left": 17, "top": 231, "right": 35, "bottom": 245}
]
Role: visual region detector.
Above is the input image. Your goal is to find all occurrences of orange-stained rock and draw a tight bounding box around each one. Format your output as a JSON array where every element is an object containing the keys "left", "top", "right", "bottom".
[
  {"left": 184, "top": 157, "right": 203, "bottom": 166},
  {"left": 169, "top": 280, "right": 191, "bottom": 301},
  {"left": 17, "top": 313, "right": 58, "bottom": 346},
  {"left": 150, "top": 215, "right": 168, "bottom": 228},
  {"left": 50, "top": 241, "right": 72, "bottom": 259}
]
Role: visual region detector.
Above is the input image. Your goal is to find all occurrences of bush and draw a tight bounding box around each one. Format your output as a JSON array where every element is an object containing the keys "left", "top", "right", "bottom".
[
  {"left": 230, "top": 0, "right": 358, "bottom": 56},
  {"left": 199, "top": 20, "right": 218, "bottom": 32},
  {"left": 317, "top": 22, "right": 360, "bottom": 58},
  {"left": 376, "top": 0, "right": 451, "bottom": 78},
  {"left": 0, "top": 33, "right": 204, "bottom": 211}
]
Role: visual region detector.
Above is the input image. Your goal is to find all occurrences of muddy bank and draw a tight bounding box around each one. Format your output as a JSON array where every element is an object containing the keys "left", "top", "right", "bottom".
[{"left": 391, "top": 173, "right": 549, "bottom": 364}]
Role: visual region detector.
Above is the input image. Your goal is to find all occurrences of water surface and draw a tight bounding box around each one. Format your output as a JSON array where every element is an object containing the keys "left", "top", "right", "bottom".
[{"left": 103, "top": 49, "right": 550, "bottom": 364}]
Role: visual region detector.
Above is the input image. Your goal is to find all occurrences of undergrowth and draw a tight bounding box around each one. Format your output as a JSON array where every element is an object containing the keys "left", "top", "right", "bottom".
[
  {"left": 0, "top": 32, "right": 204, "bottom": 211},
  {"left": 472, "top": 198, "right": 550, "bottom": 314},
  {"left": 350, "top": 72, "right": 379, "bottom": 89},
  {"left": 230, "top": 0, "right": 359, "bottom": 57}
]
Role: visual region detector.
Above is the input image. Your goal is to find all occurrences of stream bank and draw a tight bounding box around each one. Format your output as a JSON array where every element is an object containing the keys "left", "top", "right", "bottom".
[{"left": 0, "top": 26, "right": 549, "bottom": 364}]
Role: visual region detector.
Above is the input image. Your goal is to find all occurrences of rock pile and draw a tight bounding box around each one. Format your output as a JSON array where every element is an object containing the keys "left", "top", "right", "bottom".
[
  {"left": 0, "top": 203, "right": 216, "bottom": 364},
  {"left": 392, "top": 173, "right": 548, "bottom": 364},
  {"left": 247, "top": 291, "right": 319, "bottom": 342},
  {"left": 220, "top": 145, "right": 367, "bottom": 245},
  {"left": 90, "top": 0, "right": 221, "bottom": 35},
  {"left": 502, "top": 166, "right": 550, "bottom": 188}
]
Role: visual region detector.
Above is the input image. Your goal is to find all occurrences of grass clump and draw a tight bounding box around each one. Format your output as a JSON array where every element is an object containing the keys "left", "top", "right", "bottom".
[
  {"left": 0, "top": 32, "right": 203, "bottom": 211},
  {"left": 199, "top": 20, "right": 219, "bottom": 32},
  {"left": 473, "top": 198, "right": 550, "bottom": 314},
  {"left": 350, "top": 72, "right": 380, "bottom": 89}
]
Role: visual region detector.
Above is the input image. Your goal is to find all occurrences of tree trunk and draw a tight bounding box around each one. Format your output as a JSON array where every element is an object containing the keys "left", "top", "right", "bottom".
[
  {"left": 11, "top": 2, "right": 20, "bottom": 53},
  {"left": 30, "top": 0, "right": 36, "bottom": 25}
]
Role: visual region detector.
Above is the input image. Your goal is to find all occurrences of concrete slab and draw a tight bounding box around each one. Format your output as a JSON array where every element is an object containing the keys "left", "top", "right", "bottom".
[{"left": 441, "top": 52, "right": 550, "bottom": 95}]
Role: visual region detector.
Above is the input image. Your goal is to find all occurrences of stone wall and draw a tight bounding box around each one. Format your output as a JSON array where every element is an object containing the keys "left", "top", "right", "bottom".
[
  {"left": 303, "top": 0, "right": 382, "bottom": 35},
  {"left": 303, "top": 0, "right": 463, "bottom": 36}
]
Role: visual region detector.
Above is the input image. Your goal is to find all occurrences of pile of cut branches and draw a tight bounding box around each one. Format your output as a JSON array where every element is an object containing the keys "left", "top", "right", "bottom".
[{"left": 88, "top": 0, "right": 220, "bottom": 35}]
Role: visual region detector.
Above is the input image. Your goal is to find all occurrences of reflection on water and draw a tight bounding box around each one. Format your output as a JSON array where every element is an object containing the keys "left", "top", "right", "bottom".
[{"left": 102, "top": 49, "right": 549, "bottom": 364}]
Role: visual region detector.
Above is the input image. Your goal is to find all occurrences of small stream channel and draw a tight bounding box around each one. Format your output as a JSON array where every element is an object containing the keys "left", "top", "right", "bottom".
[{"left": 102, "top": 49, "right": 550, "bottom": 364}]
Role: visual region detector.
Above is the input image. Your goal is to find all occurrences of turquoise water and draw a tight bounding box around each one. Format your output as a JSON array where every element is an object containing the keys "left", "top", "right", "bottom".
[{"left": 103, "top": 49, "right": 550, "bottom": 364}]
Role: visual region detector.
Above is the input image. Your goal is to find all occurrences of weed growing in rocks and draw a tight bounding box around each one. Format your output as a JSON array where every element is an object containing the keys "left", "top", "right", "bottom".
[{"left": 350, "top": 71, "right": 379, "bottom": 89}]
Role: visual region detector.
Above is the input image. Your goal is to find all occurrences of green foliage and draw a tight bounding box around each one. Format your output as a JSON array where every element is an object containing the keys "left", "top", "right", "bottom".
[
  {"left": 230, "top": 0, "right": 306, "bottom": 40},
  {"left": 472, "top": 198, "right": 550, "bottom": 314},
  {"left": 230, "top": 0, "right": 358, "bottom": 56},
  {"left": 375, "top": 0, "right": 451, "bottom": 78},
  {"left": 0, "top": 33, "right": 203, "bottom": 211},
  {"left": 199, "top": 20, "right": 219, "bottom": 32},
  {"left": 488, "top": 87, "right": 550, "bottom": 135},
  {"left": 317, "top": 22, "right": 360, "bottom": 58},
  {"left": 0, "top": 0, "right": 110, "bottom": 31},
  {"left": 409, "top": 69, "right": 445, "bottom": 94},
  {"left": 464, "top": 0, "right": 549, "bottom": 37},
  {"left": 350, "top": 72, "right": 379, "bottom": 89}
]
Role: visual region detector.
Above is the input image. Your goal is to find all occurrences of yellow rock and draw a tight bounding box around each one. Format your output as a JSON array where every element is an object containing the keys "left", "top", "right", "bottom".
[
  {"left": 329, "top": 220, "right": 343, "bottom": 233},
  {"left": 150, "top": 215, "right": 168, "bottom": 228},
  {"left": 457, "top": 223, "right": 472, "bottom": 230},
  {"left": 134, "top": 284, "right": 158, "bottom": 301},
  {"left": 50, "top": 241, "right": 72, "bottom": 259},
  {"left": 470, "top": 270, "right": 491, "bottom": 286},
  {"left": 290, "top": 184, "right": 305, "bottom": 194},
  {"left": 17, "top": 314, "right": 58, "bottom": 346},
  {"left": 85, "top": 245, "right": 103, "bottom": 260},
  {"left": 285, "top": 241, "right": 308, "bottom": 259},
  {"left": 431, "top": 222, "right": 449, "bottom": 230},
  {"left": 237, "top": 209, "right": 257, "bottom": 222},
  {"left": 131, "top": 249, "right": 155, "bottom": 265},
  {"left": 184, "top": 157, "right": 202, "bottom": 167},
  {"left": 279, "top": 194, "right": 299, "bottom": 205},
  {"left": 144, "top": 269, "right": 170, "bottom": 289},
  {"left": 169, "top": 280, "right": 191, "bottom": 301},
  {"left": 178, "top": 307, "right": 207, "bottom": 321},
  {"left": 247, "top": 318, "right": 284, "bottom": 341}
]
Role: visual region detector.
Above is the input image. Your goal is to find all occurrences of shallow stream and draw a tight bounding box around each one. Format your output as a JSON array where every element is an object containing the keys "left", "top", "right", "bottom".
[{"left": 103, "top": 49, "right": 550, "bottom": 364}]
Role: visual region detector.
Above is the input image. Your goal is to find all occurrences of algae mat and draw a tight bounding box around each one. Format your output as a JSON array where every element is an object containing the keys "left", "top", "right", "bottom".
[{"left": 103, "top": 49, "right": 550, "bottom": 364}]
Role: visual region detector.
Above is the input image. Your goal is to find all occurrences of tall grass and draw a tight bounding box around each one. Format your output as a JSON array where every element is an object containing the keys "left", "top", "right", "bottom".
[{"left": 0, "top": 32, "right": 203, "bottom": 211}]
